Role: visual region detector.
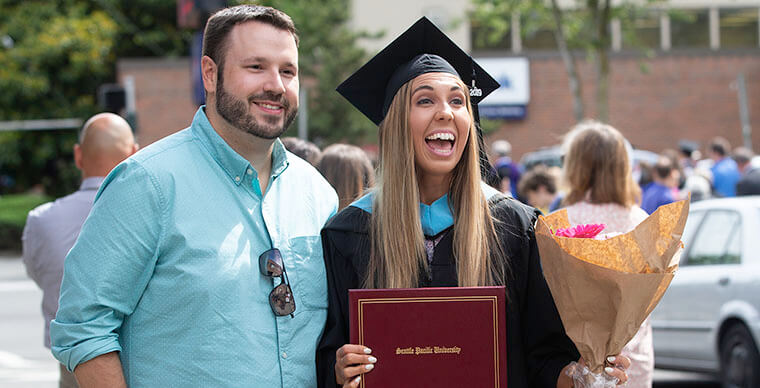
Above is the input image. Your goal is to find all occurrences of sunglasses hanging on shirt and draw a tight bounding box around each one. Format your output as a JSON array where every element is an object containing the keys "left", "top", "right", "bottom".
[{"left": 258, "top": 248, "right": 296, "bottom": 318}]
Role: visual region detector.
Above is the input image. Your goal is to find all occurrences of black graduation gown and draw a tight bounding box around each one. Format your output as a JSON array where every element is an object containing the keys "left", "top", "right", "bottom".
[{"left": 316, "top": 195, "right": 580, "bottom": 388}]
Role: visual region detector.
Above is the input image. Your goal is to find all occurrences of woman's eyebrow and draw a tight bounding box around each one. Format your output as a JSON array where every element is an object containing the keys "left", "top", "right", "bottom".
[{"left": 412, "top": 85, "right": 434, "bottom": 94}]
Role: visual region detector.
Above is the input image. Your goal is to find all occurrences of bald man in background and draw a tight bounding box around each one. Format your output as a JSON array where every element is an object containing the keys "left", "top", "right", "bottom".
[{"left": 22, "top": 113, "right": 137, "bottom": 388}]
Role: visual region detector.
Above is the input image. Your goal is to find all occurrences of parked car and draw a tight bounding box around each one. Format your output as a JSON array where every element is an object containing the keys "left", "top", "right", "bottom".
[{"left": 651, "top": 196, "right": 760, "bottom": 387}]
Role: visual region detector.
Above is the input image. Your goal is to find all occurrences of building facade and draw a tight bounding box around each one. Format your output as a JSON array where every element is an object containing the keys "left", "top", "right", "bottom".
[
  {"left": 119, "top": 0, "right": 760, "bottom": 162},
  {"left": 349, "top": 0, "right": 760, "bottom": 160}
]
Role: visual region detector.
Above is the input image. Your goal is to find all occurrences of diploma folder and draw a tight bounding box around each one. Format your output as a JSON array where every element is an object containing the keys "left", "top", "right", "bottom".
[{"left": 349, "top": 286, "right": 507, "bottom": 387}]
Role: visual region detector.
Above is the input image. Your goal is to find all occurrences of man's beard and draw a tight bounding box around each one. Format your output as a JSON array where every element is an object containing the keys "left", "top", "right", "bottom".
[{"left": 215, "top": 74, "right": 298, "bottom": 140}]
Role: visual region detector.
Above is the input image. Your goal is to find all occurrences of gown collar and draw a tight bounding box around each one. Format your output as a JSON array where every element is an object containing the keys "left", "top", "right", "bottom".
[{"left": 350, "top": 182, "right": 502, "bottom": 236}]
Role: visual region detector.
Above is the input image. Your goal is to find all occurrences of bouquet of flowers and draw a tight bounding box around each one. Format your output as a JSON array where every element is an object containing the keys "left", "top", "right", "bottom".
[{"left": 535, "top": 200, "right": 689, "bottom": 387}]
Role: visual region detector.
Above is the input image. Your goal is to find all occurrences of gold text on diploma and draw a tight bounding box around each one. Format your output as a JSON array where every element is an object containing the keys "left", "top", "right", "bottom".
[{"left": 395, "top": 346, "right": 462, "bottom": 355}]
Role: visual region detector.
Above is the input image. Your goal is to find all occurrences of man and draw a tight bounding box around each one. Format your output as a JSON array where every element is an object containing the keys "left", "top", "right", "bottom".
[
  {"left": 50, "top": 5, "right": 338, "bottom": 387},
  {"left": 22, "top": 113, "right": 137, "bottom": 388},
  {"left": 733, "top": 147, "right": 760, "bottom": 196},
  {"left": 708, "top": 136, "right": 740, "bottom": 197},
  {"left": 641, "top": 156, "right": 679, "bottom": 214}
]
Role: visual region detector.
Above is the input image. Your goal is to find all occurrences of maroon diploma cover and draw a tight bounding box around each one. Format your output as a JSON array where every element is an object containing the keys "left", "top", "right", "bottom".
[{"left": 349, "top": 286, "right": 507, "bottom": 387}]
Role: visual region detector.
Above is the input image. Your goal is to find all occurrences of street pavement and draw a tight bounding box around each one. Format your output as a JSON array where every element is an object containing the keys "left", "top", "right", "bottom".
[
  {"left": 0, "top": 254, "right": 57, "bottom": 388},
  {"left": 0, "top": 253, "right": 720, "bottom": 387}
]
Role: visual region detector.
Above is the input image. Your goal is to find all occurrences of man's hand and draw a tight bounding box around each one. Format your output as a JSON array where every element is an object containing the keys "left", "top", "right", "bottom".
[{"left": 73, "top": 351, "right": 127, "bottom": 388}]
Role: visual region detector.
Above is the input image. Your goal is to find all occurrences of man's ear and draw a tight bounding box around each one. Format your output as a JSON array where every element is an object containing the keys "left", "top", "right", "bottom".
[
  {"left": 73, "top": 144, "right": 83, "bottom": 171},
  {"left": 201, "top": 55, "right": 218, "bottom": 95}
]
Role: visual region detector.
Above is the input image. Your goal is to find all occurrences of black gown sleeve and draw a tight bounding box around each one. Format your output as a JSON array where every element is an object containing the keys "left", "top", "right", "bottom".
[
  {"left": 492, "top": 197, "right": 579, "bottom": 387},
  {"left": 316, "top": 209, "right": 368, "bottom": 388},
  {"left": 522, "top": 225, "right": 579, "bottom": 386}
]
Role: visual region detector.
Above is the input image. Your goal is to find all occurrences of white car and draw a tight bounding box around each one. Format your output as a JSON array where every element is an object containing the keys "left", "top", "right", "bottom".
[{"left": 651, "top": 196, "right": 760, "bottom": 387}]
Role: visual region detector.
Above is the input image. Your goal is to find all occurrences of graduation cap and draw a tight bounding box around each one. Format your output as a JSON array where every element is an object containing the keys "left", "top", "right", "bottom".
[
  {"left": 336, "top": 16, "right": 501, "bottom": 184},
  {"left": 337, "top": 16, "right": 500, "bottom": 126}
]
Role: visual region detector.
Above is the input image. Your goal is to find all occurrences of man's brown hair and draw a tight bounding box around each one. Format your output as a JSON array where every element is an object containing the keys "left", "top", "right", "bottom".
[
  {"left": 517, "top": 165, "right": 557, "bottom": 200},
  {"left": 202, "top": 5, "right": 298, "bottom": 73},
  {"left": 709, "top": 136, "right": 731, "bottom": 157}
]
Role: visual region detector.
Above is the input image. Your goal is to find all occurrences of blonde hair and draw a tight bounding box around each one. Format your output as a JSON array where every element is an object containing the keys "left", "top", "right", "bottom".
[
  {"left": 318, "top": 143, "right": 375, "bottom": 210},
  {"left": 562, "top": 120, "right": 640, "bottom": 207},
  {"left": 365, "top": 79, "right": 505, "bottom": 289}
]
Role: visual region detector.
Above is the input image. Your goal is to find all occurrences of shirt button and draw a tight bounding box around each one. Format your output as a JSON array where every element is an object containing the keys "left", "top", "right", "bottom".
[
  {"left": 282, "top": 352, "right": 288, "bottom": 359},
  {"left": 235, "top": 176, "right": 241, "bottom": 182},
  {"left": 247, "top": 169, "right": 253, "bottom": 175}
]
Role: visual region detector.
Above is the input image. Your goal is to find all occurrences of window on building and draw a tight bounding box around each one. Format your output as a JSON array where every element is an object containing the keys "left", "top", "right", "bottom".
[
  {"left": 471, "top": 22, "right": 511, "bottom": 51},
  {"left": 621, "top": 10, "right": 660, "bottom": 50},
  {"left": 720, "top": 8, "right": 759, "bottom": 49},
  {"left": 521, "top": 26, "right": 557, "bottom": 50},
  {"left": 670, "top": 9, "right": 710, "bottom": 49},
  {"left": 521, "top": 10, "right": 557, "bottom": 50}
]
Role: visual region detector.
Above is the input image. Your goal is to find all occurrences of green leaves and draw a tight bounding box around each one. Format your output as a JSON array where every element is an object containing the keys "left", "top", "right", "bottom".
[
  {"left": 0, "top": 0, "right": 188, "bottom": 196},
  {"left": 0, "top": 2, "right": 117, "bottom": 119}
]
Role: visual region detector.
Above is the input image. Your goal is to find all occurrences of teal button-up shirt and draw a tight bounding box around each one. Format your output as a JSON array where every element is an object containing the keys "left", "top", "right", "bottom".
[{"left": 51, "top": 108, "right": 338, "bottom": 387}]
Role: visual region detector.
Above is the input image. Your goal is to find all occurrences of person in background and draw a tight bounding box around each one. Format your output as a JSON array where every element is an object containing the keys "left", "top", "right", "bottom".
[
  {"left": 492, "top": 139, "right": 522, "bottom": 197},
  {"left": 318, "top": 144, "right": 375, "bottom": 210},
  {"left": 677, "top": 140, "right": 699, "bottom": 174},
  {"left": 281, "top": 136, "right": 322, "bottom": 166},
  {"left": 50, "top": 5, "right": 338, "bottom": 387},
  {"left": 708, "top": 136, "right": 740, "bottom": 197},
  {"left": 661, "top": 148, "right": 684, "bottom": 194},
  {"left": 517, "top": 165, "right": 558, "bottom": 214},
  {"left": 733, "top": 147, "right": 760, "bottom": 196},
  {"left": 637, "top": 161, "right": 653, "bottom": 189},
  {"left": 681, "top": 167, "right": 713, "bottom": 202},
  {"left": 22, "top": 113, "right": 138, "bottom": 388},
  {"left": 641, "top": 156, "right": 679, "bottom": 214},
  {"left": 557, "top": 120, "right": 652, "bottom": 388}
]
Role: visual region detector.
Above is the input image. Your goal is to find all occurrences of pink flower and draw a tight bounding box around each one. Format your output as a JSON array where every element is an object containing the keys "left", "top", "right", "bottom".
[{"left": 554, "top": 224, "right": 606, "bottom": 239}]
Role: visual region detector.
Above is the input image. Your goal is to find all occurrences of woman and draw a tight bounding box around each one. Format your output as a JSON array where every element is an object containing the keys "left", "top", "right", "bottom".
[
  {"left": 316, "top": 18, "right": 630, "bottom": 388},
  {"left": 559, "top": 120, "right": 653, "bottom": 388},
  {"left": 317, "top": 143, "right": 375, "bottom": 210}
]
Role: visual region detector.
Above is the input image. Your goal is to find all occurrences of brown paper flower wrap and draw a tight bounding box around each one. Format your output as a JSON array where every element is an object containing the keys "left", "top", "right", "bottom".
[{"left": 535, "top": 199, "right": 689, "bottom": 375}]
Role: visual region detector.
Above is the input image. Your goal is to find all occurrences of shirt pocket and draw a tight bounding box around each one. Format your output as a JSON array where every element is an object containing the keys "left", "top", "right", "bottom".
[{"left": 286, "top": 235, "right": 328, "bottom": 312}]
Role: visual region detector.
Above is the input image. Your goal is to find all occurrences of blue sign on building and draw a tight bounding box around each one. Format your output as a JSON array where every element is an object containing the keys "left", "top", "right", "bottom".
[
  {"left": 475, "top": 57, "right": 530, "bottom": 120},
  {"left": 479, "top": 105, "right": 527, "bottom": 120}
]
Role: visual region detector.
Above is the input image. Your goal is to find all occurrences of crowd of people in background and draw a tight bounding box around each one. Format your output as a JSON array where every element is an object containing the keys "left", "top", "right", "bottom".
[{"left": 490, "top": 134, "right": 760, "bottom": 217}]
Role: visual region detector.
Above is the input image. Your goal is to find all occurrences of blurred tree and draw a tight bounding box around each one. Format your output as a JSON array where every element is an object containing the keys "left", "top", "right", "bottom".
[
  {"left": 0, "top": 0, "right": 374, "bottom": 197},
  {"left": 471, "top": 0, "right": 661, "bottom": 123},
  {"left": 92, "top": 0, "right": 192, "bottom": 57},
  {"left": 0, "top": 0, "right": 190, "bottom": 196},
  {"left": 251, "top": 0, "right": 377, "bottom": 144}
]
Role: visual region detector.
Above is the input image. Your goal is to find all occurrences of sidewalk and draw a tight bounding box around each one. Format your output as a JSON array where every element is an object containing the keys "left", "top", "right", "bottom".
[{"left": 0, "top": 254, "right": 57, "bottom": 388}]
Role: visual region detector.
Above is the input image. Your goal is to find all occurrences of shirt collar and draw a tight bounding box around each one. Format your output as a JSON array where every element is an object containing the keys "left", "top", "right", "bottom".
[
  {"left": 350, "top": 181, "right": 502, "bottom": 236},
  {"left": 191, "top": 107, "right": 289, "bottom": 185},
  {"left": 270, "top": 139, "right": 290, "bottom": 178},
  {"left": 80, "top": 176, "right": 105, "bottom": 191}
]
